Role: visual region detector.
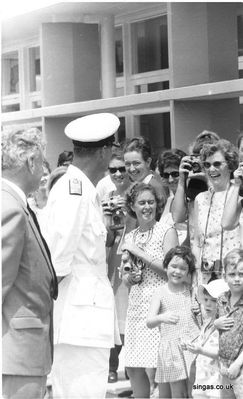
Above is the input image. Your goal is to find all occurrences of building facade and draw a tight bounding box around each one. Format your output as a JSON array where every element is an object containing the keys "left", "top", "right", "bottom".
[{"left": 2, "top": 2, "right": 243, "bottom": 168}]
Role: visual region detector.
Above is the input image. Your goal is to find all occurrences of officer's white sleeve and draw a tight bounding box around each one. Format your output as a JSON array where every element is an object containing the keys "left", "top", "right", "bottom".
[{"left": 46, "top": 192, "right": 88, "bottom": 277}]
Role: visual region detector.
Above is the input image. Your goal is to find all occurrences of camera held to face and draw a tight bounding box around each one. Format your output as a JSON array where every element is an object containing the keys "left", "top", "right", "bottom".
[
  {"left": 121, "top": 250, "right": 145, "bottom": 284},
  {"left": 183, "top": 155, "right": 202, "bottom": 174},
  {"left": 107, "top": 196, "right": 126, "bottom": 230}
]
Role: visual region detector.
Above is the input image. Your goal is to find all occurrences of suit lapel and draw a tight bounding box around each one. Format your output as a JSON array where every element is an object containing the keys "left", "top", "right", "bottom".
[{"left": 2, "top": 181, "right": 53, "bottom": 277}]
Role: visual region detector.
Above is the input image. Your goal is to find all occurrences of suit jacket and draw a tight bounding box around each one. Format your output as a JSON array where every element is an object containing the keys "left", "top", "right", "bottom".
[{"left": 2, "top": 180, "right": 56, "bottom": 376}]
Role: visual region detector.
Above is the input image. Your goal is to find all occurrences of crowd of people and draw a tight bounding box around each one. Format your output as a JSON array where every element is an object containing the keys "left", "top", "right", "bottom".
[{"left": 1, "top": 114, "right": 243, "bottom": 399}]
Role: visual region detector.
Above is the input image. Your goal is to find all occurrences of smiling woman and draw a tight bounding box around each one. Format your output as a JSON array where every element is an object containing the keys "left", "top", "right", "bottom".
[
  {"left": 123, "top": 137, "right": 166, "bottom": 204},
  {"left": 193, "top": 139, "right": 241, "bottom": 284},
  {"left": 120, "top": 182, "right": 178, "bottom": 399}
]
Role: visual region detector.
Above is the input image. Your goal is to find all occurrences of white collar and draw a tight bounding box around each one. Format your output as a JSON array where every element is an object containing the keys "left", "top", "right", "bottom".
[{"left": 2, "top": 178, "right": 27, "bottom": 205}]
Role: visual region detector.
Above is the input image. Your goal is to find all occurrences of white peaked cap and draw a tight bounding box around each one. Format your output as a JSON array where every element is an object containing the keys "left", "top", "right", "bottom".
[
  {"left": 198, "top": 279, "right": 229, "bottom": 300},
  {"left": 64, "top": 113, "right": 120, "bottom": 142}
]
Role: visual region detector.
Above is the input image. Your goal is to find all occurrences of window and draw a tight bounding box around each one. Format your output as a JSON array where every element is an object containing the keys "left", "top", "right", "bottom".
[
  {"left": 135, "top": 81, "right": 169, "bottom": 94},
  {"left": 131, "top": 15, "right": 168, "bottom": 74},
  {"left": 2, "top": 104, "right": 20, "bottom": 112},
  {"left": 29, "top": 47, "right": 41, "bottom": 92},
  {"left": 238, "top": 16, "right": 243, "bottom": 57},
  {"left": 138, "top": 112, "right": 171, "bottom": 159},
  {"left": 115, "top": 27, "right": 124, "bottom": 76},
  {"left": 2, "top": 51, "right": 19, "bottom": 95}
]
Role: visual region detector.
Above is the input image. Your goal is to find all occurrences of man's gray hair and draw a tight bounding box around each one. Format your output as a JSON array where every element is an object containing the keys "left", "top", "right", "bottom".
[{"left": 2, "top": 127, "right": 46, "bottom": 171}]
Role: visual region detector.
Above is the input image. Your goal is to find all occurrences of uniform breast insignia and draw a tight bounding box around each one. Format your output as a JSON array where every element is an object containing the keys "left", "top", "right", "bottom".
[{"left": 69, "top": 178, "right": 82, "bottom": 195}]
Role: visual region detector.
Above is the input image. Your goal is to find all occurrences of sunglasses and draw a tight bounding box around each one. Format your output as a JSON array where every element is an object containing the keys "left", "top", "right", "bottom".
[
  {"left": 108, "top": 166, "right": 126, "bottom": 174},
  {"left": 161, "top": 171, "right": 179, "bottom": 179},
  {"left": 202, "top": 161, "right": 227, "bottom": 169}
]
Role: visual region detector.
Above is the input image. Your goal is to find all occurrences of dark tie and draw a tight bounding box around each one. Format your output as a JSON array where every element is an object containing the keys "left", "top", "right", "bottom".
[{"left": 27, "top": 203, "right": 58, "bottom": 300}]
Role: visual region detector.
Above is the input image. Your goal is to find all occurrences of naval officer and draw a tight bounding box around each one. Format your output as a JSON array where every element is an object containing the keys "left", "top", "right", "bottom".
[{"left": 43, "top": 113, "right": 120, "bottom": 398}]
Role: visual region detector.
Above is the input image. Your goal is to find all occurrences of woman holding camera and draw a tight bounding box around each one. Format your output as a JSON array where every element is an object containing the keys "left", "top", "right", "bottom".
[
  {"left": 120, "top": 182, "right": 178, "bottom": 398},
  {"left": 193, "top": 139, "right": 241, "bottom": 284},
  {"left": 102, "top": 152, "right": 133, "bottom": 384}
]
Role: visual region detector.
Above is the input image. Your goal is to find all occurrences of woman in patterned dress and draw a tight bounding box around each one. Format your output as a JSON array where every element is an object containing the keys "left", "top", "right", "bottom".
[
  {"left": 120, "top": 182, "right": 178, "bottom": 398},
  {"left": 193, "top": 139, "right": 241, "bottom": 284}
]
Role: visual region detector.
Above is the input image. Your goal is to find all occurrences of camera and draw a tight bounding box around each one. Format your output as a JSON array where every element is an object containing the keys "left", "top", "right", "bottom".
[
  {"left": 121, "top": 250, "right": 145, "bottom": 284},
  {"left": 183, "top": 155, "right": 202, "bottom": 174},
  {"left": 107, "top": 196, "right": 126, "bottom": 230},
  {"left": 201, "top": 259, "right": 222, "bottom": 273}
]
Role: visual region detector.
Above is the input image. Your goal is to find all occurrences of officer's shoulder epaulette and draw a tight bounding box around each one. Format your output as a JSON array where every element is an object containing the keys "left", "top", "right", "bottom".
[{"left": 69, "top": 178, "right": 82, "bottom": 195}]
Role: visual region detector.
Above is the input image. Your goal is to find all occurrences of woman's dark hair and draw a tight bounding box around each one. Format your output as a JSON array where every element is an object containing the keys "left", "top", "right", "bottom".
[
  {"left": 200, "top": 139, "right": 239, "bottom": 172},
  {"left": 190, "top": 130, "right": 220, "bottom": 156},
  {"left": 123, "top": 137, "right": 152, "bottom": 162},
  {"left": 125, "top": 182, "right": 163, "bottom": 221},
  {"left": 157, "top": 148, "right": 186, "bottom": 176},
  {"left": 163, "top": 245, "right": 196, "bottom": 275},
  {"left": 108, "top": 151, "right": 124, "bottom": 165},
  {"left": 57, "top": 150, "right": 73, "bottom": 167}
]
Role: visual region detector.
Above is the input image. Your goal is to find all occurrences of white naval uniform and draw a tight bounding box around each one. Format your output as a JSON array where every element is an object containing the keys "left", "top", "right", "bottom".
[{"left": 44, "top": 165, "right": 115, "bottom": 398}]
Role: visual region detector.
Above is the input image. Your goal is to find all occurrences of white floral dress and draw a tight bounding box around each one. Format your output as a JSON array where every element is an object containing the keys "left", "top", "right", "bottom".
[
  {"left": 195, "top": 187, "right": 241, "bottom": 282},
  {"left": 124, "top": 221, "right": 173, "bottom": 368}
]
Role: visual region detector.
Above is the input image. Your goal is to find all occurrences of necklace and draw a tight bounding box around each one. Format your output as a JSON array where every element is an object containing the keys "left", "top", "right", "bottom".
[{"left": 133, "top": 225, "right": 154, "bottom": 249}]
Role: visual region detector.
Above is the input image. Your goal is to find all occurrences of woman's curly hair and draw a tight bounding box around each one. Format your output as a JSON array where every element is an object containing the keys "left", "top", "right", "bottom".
[
  {"left": 200, "top": 139, "right": 239, "bottom": 172},
  {"left": 125, "top": 182, "right": 163, "bottom": 221},
  {"left": 163, "top": 245, "right": 196, "bottom": 275}
]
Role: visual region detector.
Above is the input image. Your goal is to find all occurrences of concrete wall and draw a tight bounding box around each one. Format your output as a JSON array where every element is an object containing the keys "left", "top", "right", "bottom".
[
  {"left": 44, "top": 117, "right": 74, "bottom": 169},
  {"left": 168, "top": 2, "right": 240, "bottom": 149},
  {"left": 168, "top": 2, "right": 239, "bottom": 88},
  {"left": 41, "top": 23, "right": 101, "bottom": 107},
  {"left": 173, "top": 98, "right": 240, "bottom": 153}
]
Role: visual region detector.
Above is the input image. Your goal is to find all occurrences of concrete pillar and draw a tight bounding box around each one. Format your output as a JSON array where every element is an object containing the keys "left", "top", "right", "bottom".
[
  {"left": 167, "top": 2, "right": 240, "bottom": 149},
  {"left": 100, "top": 15, "right": 116, "bottom": 98}
]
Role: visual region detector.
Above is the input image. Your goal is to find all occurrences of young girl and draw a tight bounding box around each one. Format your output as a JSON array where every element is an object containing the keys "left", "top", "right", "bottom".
[{"left": 147, "top": 246, "right": 200, "bottom": 398}]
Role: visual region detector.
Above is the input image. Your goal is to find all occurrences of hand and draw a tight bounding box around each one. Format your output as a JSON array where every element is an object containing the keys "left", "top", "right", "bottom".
[
  {"left": 233, "top": 164, "right": 243, "bottom": 186},
  {"left": 122, "top": 242, "right": 142, "bottom": 258},
  {"left": 227, "top": 362, "right": 242, "bottom": 379},
  {"left": 101, "top": 200, "right": 113, "bottom": 216},
  {"left": 115, "top": 196, "right": 126, "bottom": 209},
  {"left": 186, "top": 343, "right": 202, "bottom": 355},
  {"left": 220, "top": 364, "right": 228, "bottom": 377},
  {"left": 127, "top": 270, "right": 142, "bottom": 285},
  {"left": 191, "top": 303, "right": 201, "bottom": 315},
  {"left": 214, "top": 316, "right": 234, "bottom": 331},
  {"left": 160, "top": 311, "right": 179, "bottom": 324}
]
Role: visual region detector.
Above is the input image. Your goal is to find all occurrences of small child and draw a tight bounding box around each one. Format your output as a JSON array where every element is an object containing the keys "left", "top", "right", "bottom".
[
  {"left": 147, "top": 245, "right": 200, "bottom": 399},
  {"left": 186, "top": 279, "right": 229, "bottom": 399},
  {"left": 214, "top": 249, "right": 243, "bottom": 399}
]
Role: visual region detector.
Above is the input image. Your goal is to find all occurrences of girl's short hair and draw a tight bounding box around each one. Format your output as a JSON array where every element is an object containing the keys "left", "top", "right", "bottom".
[
  {"left": 163, "top": 245, "right": 196, "bottom": 275},
  {"left": 125, "top": 182, "right": 163, "bottom": 221},
  {"left": 123, "top": 136, "right": 152, "bottom": 162},
  {"left": 223, "top": 248, "right": 243, "bottom": 273}
]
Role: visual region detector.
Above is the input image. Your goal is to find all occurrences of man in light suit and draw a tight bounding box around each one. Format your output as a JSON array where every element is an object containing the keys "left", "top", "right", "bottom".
[{"left": 2, "top": 127, "right": 58, "bottom": 399}]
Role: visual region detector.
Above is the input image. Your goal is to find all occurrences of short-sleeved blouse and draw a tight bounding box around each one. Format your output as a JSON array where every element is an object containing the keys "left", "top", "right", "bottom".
[{"left": 195, "top": 187, "right": 241, "bottom": 277}]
